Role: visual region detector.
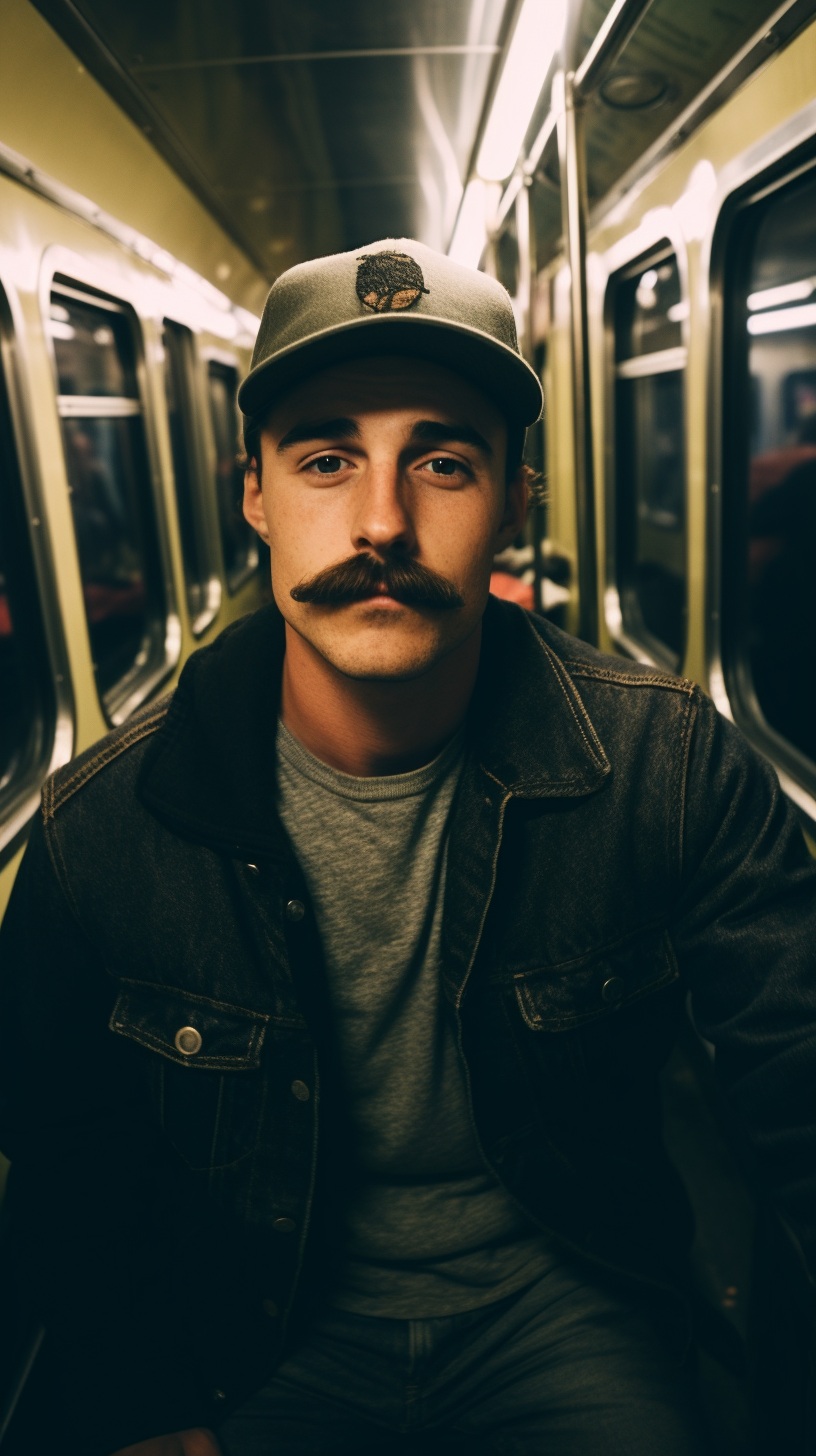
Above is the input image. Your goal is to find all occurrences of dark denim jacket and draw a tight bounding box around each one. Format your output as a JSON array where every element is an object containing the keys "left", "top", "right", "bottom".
[{"left": 1, "top": 598, "right": 814, "bottom": 1452}]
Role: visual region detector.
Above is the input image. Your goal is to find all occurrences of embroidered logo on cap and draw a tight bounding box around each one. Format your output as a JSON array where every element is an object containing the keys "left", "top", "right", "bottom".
[{"left": 356, "top": 252, "right": 429, "bottom": 313}]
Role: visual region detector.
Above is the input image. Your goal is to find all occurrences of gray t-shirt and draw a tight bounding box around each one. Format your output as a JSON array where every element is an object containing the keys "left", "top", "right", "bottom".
[{"left": 275, "top": 720, "right": 554, "bottom": 1317}]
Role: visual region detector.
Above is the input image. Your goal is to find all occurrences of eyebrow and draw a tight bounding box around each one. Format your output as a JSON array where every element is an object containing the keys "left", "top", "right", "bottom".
[
  {"left": 409, "top": 420, "right": 493, "bottom": 458},
  {"left": 276, "top": 417, "right": 361, "bottom": 452},
  {"left": 275, "top": 415, "right": 493, "bottom": 458}
]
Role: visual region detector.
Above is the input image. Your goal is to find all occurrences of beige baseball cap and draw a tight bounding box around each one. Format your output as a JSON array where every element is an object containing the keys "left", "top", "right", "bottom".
[{"left": 238, "top": 238, "right": 542, "bottom": 429}]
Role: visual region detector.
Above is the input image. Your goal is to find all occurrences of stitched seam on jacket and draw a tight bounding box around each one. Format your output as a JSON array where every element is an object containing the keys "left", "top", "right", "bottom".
[
  {"left": 540, "top": 646, "right": 607, "bottom": 767},
  {"left": 671, "top": 688, "right": 696, "bottom": 889},
  {"left": 45, "top": 705, "right": 169, "bottom": 816},
  {"left": 40, "top": 705, "right": 169, "bottom": 931},
  {"left": 44, "top": 797, "right": 83, "bottom": 922},
  {"left": 107, "top": 1020, "right": 260, "bottom": 1070},
  {"left": 563, "top": 663, "right": 695, "bottom": 694},
  {"left": 523, "top": 617, "right": 608, "bottom": 769},
  {"left": 676, "top": 688, "right": 698, "bottom": 887},
  {"left": 482, "top": 766, "right": 509, "bottom": 792},
  {"left": 109, "top": 1000, "right": 267, "bottom": 1065},
  {"left": 509, "top": 918, "right": 668, "bottom": 975},
  {"left": 481, "top": 763, "right": 606, "bottom": 796},
  {"left": 516, "top": 962, "right": 680, "bottom": 1031},
  {"left": 112, "top": 978, "right": 271, "bottom": 1023},
  {"left": 244, "top": 1047, "right": 273, "bottom": 1221}
]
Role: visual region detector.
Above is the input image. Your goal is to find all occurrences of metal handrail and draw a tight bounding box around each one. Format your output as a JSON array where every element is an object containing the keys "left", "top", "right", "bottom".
[
  {"left": 573, "top": 0, "right": 656, "bottom": 97},
  {"left": 551, "top": 0, "right": 657, "bottom": 642}
]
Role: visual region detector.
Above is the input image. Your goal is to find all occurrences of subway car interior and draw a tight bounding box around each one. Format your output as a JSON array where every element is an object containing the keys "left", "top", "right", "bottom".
[{"left": 0, "top": 0, "right": 815, "bottom": 1449}]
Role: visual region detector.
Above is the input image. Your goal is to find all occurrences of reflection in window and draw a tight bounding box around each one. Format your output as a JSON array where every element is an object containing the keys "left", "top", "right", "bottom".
[
  {"left": 614, "top": 257, "right": 687, "bottom": 360},
  {"left": 207, "top": 360, "right": 257, "bottom": 592},
  {"left": 0, "top": 307, "right": 54, "bottom": 839},
  {"left": 163, "top": 322, "right": 219, "bottom": 634},
  {"left": 51, "top": 286, "right": 168, "bottom": 720},
  {"left": 611, "top": 250, "right": 687, "bottom": 668},
  {"left": 48, "top": 294, "right": 137, "bottom": 396},
  {"left": 739, "top": 170, "right": 816, "bottom": 766}
]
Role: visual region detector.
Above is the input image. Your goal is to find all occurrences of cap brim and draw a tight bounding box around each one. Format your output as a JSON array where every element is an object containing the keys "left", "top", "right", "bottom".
[{"left": 238, "top": 313, "right": 542, "bottom": 428}]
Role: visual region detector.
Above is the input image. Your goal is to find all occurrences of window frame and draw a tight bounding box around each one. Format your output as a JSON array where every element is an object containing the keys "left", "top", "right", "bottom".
[
  {"left": 202, "top": 347, "right": 258, "bottom": 596},
  {"left": 711, "top": 131, "right": 816, "bottom": 822},
  {"left": 0, "top": 275, "right": 73, "bottom": 867},
  {"left": 41, "top": 259, "right": 181, "bottom": 727},
  {"left": 161, "top": 319, "right": 222, "bottom": 637},
  {"left": 603, "top": 235, "right": 690, "bottom": 674}
]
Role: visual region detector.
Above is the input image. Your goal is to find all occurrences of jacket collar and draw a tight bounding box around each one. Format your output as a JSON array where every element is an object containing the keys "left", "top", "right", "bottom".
[
  {"left": 472, "top": 598, "right": 609, "bottom": 798},
  {"left": 137, "top": 597, "right": 609, "bottom": 856}
]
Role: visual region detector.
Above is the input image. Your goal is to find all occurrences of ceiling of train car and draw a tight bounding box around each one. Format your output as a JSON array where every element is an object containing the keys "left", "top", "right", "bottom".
[
  {"left": 31, "top": 0, "right": 513, "bottom": 279},
  {"left": 531, "top": 0, "right": 785, "bottom": 264},
  {"left": 31, "top": 0, "right": 791, "bottom": 284},
  {"left": 580, "top": 0, "right": 780, "bottom": 202}
]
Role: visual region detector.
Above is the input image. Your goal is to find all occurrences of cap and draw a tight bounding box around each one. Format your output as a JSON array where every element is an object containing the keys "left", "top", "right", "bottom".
[{"left": 238, "top": 238, "right": 543, "bottom": 429}]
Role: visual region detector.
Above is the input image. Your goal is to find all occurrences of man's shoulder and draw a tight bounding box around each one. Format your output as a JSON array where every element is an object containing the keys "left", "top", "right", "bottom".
[
  {"left": 525, "top": 611, "right": 697, "bottom": 701},
  {"left": 511, "top": 607, "right": 727, "bottom": 782},
  {"left": 42, "top": 608, "right": 275, "bottom": 826},
  {"left": 42, "top": 694, "right": 172, "bottom": 825},
  {"left": 522, "top": 613, "right": 714, "bottom": 771}
]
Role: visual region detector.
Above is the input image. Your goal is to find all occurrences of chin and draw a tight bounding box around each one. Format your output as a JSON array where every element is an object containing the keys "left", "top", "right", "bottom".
[
  {"left": 328, "top": 645, "right": 442, "bottom": 683},
  {"left": 317, "top": 623, "right": 452, "bottom": 682}
]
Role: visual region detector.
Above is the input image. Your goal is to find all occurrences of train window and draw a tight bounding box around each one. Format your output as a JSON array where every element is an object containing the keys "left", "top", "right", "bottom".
[
  {"left": 614, "top": 256, "right": 684, "bottom": 360},
  {"left": 206, "top": 359, "right": 257, "bottom": 592},
  {"left": 162, "top": 322, "right": 220, "bottom": 634},
  {"left": 610, "top": 249, "right": 687, "bottom": 669},
  {"left": 50, "top": 284, "right": 170, "bottom": 723},
  {"left": 0, "top": 295, "right": 56, "bottom": 854},
  {"left": 724, "top": 164, "right": 816, "bottom": 777}
]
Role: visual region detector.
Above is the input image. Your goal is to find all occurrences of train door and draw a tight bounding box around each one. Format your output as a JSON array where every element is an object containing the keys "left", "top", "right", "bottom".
[
  {"left": 0, "top": 281, "right": 70, "bottom": 877},
  {"left": 605, "top": 245, "right": 689, "bottom": 672},
  {"left": 161, "top": 320, "right": 222, "bottom": 638},
  {"left": 205, "top": 356, "right": 259, "bottom": 595},
  {"left": 47, "top": 281, "right": 179, "bottom": 725}
]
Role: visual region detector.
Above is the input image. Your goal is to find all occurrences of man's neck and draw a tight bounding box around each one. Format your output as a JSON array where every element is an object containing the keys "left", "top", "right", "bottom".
[{"left": 279, "top": 623, "right": 481, "bottom": 776}]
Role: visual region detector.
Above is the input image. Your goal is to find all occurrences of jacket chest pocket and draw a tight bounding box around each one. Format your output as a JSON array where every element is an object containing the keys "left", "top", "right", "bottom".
[
  {"left": 109, "top": 982, "right": 268, "bottom": 1171},
  {"left": 514, "top": 929, "right": 679, "bottom": 1033}
]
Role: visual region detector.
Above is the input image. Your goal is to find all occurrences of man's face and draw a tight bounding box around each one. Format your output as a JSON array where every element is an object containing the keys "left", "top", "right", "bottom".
[{"left": 243, "top": 355, "right": 527, "bottom": 681}]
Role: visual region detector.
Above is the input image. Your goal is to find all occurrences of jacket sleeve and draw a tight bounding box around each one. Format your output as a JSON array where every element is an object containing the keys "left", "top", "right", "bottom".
[
  {"left": 670, "top": 688, "right": 816, "bottom": 1278},
  {"left": 0, "top": 813, "right": 223, "bottom": 1454}
]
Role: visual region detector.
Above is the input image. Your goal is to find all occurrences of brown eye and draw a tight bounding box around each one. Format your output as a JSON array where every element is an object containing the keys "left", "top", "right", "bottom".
[
  {"left": 428, "top": 457, "right": 458, "bottom": 475},
  {"left": 313, "top": 455, "right": 345, "bottom": 474}
]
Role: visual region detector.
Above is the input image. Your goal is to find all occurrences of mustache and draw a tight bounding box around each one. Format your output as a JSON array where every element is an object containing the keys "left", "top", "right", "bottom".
[{"left": 290, "top": 552, "right": 464, "bottom": 611}]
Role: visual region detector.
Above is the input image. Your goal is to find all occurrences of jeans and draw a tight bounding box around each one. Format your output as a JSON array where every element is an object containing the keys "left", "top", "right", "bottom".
[{"left": 217, "top": 1262, "right": 707, "bottom": 1454}]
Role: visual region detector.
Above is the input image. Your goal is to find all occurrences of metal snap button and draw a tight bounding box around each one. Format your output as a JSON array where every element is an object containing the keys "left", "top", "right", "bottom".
[
  {"left": 212, "top": 1388, "right": 227, "bottom": 1402},
  {"left": 262, "top": 1298, "right": 278, "bottom": 1318},
  {"left": 273, "top": 1216, "right": 297, "bottom": 1234},
  {"left": 291, "top": 1080, "right": 310, "bottom": 1102},
  {"left": 601, "top": 976, "right": 624, "bottom": 1005},
  {"left": 175, "top": 1026, "right": 203, "bottom": 1055},
  {"left": 246, "top": 862, "right": 260, "bottom": 877},
  {"left": 285, "top": 899, "right": 305, "bottom": 922}
]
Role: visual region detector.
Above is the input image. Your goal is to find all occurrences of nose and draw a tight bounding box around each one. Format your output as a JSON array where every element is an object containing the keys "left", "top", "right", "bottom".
[{"left": 350, "top": 458, "right": 417, "bottom": 558}]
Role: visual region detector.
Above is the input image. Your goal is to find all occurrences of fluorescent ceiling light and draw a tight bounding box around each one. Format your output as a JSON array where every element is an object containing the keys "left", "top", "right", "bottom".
[
  {"left": 747, "top": 302, "right": 816, "bottom": 335},
  {"left": 448, "top": 179, "right": 488, "bottom": 269},
  {"left": 476, "top": 0, "right": 567, "bottom": 182},
  {"left": 747, "top": 278, "right": 815, "bottom": 311}
]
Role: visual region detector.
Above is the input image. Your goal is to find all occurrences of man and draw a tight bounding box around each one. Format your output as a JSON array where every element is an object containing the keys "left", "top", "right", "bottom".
[{"left": 0, "top": 240, "right": 814, "bottom": 1456}]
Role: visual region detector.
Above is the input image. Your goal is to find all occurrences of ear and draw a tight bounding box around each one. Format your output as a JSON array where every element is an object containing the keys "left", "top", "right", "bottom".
[
  {"left": 493, "top": 467, "right": 528, "bottom": 554},
  {"left": 242, "top": 456, "right": 270, "bottom": 544}
]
